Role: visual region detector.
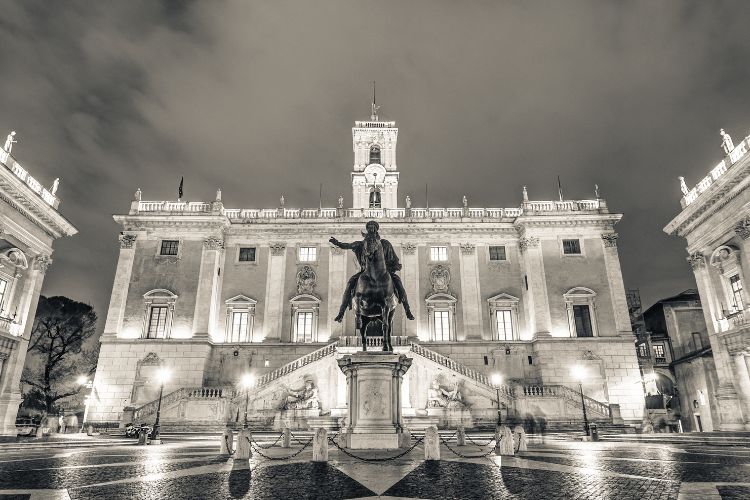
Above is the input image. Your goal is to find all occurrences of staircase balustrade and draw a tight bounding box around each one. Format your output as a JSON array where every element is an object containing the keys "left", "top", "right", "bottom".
[{"left": 521, "top": 384, "right": 610, "bottom": 417}]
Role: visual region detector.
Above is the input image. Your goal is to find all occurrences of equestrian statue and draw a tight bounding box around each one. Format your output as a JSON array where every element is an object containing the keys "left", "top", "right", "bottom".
[{"left": 330, "top": 220, "right": 414, "bottom": 351}]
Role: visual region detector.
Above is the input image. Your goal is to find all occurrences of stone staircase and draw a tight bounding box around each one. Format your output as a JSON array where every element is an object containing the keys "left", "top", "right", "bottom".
[{"left": 519, "top": 384, "right": 612, "bottom": 419}]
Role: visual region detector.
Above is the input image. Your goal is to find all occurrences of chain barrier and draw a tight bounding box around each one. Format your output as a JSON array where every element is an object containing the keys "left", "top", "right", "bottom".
[
  {"left": 465, "top": 434, "right": 495, "bottom": 447},
  {"left": 289, "top": 431, "right": 314, "bottom": 446},
  {"left": 327, "top": 436, "right": 425, "bottom": 462},
  {"left": 250, "top": 433, "right": 283, "bottom": 449},
  {"left": 250, "top": 438, "right": 313, "bottom": 461},
  {"left": 439, "top": 434, "right": 497, "bottom": 459}
]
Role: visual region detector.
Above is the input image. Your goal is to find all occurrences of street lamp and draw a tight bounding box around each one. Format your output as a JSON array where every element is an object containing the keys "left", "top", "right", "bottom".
[
  {"left": 240, "top": 373, "right": 256, "bottom": 429},
  {"left": 150, "top": 367, "right": 171, "bottom": 442},
  {"left": 491, "top": 373, "right": 504, "bottom": 426},
  {"left": 77, "top": 376, "right": 93, "bottom": 433},
  {"left": 571, "top": 365, "right": 590, "bottom": 436}
]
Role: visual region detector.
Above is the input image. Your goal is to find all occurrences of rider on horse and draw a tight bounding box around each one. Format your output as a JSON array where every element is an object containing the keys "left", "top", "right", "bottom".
[{"left": 329, "top": 220, "right": 415, "bottom": 322}]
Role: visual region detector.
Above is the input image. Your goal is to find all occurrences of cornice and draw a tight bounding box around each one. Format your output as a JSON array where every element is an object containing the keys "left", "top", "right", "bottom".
[{"left": 0, "top": 179, "right": 77, "bottom": 240}]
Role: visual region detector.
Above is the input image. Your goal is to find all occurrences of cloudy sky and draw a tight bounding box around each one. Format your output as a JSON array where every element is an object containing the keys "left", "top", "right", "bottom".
[{"left": 2, "top": 0, "right": 750, "bottom": 323}]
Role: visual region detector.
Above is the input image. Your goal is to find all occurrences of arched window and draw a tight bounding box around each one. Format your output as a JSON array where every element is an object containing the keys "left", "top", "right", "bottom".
[
  {"left": 563, "top": 287, "right": 598, "bottom": 338},
  {"left": 369, "top": 145, "right": 381, "bottom": 165},
  {"left": 369, "top": 188, "right": 382, "bottom": 208},
  {"left": 142, "top": 289, "right": 178, "bottom": 339}
]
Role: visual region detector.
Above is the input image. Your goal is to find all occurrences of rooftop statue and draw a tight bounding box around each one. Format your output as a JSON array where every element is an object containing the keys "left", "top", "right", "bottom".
[
  {"left": 3, "top": 131, "right": 16, "bottom": 153},
  {"left": 720, "top": 128, "right": 734, "bottom": 155},
  {"left": 679, "top": 176, "right": 689, "bottom": 196},
  {"left": 330, "top": 221, "right": 414, "bottom": 351}
]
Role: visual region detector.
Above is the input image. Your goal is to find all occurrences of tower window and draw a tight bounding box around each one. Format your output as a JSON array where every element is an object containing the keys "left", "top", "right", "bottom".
[
  {"left": 489, "top": 246, "right": 506, "bottom": 261},
  {"left": 146, "top": 306, "right": 168, "bottom": 339},
  {"left": 239, "top": 247, "right": 256, "bottom": 262},
  {"left": 369, "top": 145, "right": 381, "bottom": 165},
  {"left": 369, "top": 189, "right": 381, "bottom": 208},
  {"left": 160, "top": 240, "right": 179, "bottom": 256},
  {"left": 562, "top": 239, "right": 581, "bottom": 255},
  {"left": 299, "top": 247, "right": 317, "bottom": 262},
  {"left": 730, "top": 274, "right": 744, "bottom": 311},
  {"left": 430, "top": 246, "right": 449, "bottom": 261}
]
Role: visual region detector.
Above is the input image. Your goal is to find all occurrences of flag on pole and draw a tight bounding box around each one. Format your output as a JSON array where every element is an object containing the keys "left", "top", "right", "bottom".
[
  {"left": 557, "top": 176, "right": 563, "bottom": 202},
  {"left": 178, "top": 177, "right": 184, "bottom": 200}
]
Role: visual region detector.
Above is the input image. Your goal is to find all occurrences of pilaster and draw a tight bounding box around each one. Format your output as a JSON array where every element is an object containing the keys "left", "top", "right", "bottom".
[
  {"left": 103, "top": 235, "right": 137, "bottom": 338},
  {"left": 519, "top": 237, "right": 551, "bottom": 336},
  {"left": 327, "top": 247, "right": 347, "bottom": 339},
  {"left": 600, "top": 233, "right": 632, "bottom": 335},
  {"left": 401, "top": 243, "right": 419, "bottom": 338},
  {"left": 192, "top": 236, "right": 224, "bottom": 339},
  {"left": 458, "top": 244, "right": 482, "bottom": 340},
  {"left": 263, "top": 243, "right": 287, "bottom": 341}
]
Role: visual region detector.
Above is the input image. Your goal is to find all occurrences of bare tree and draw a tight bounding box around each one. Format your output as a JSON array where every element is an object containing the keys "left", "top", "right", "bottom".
[{"left": 21, "top": 296, "right": 98, "bottom": 413}]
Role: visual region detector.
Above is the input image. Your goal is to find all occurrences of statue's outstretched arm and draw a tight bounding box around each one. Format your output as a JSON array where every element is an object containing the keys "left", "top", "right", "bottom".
[{"left": 329, "top": 237, "right": 354, "bottom": 249}]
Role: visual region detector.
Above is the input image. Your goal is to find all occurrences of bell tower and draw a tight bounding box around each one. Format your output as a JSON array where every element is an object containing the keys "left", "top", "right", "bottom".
[{"left": 351, "top": 85, "right": 399, "bottom": 209}]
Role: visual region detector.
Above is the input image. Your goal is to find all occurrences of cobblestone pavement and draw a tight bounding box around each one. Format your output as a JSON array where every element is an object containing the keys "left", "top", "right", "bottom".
[{"left": 0, "top": 433, "right": 748, "bottom": 499}]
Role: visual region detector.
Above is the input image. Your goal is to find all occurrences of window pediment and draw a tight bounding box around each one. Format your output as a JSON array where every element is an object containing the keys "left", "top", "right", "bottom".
[
  {"left": 144, "top": 289, "right": 178, "bottom": 301},
  {"left": 488, "top": 293, "right": 519, "bottom": 304},
  {"left": 225, "top": 294, "right": 257, "bottom": 306},
  {"left": 426, "top": 293, "right": 457, "bottom": 305},
  {"left": 564, "top": 287, "right": 596, "bottom": 300}
]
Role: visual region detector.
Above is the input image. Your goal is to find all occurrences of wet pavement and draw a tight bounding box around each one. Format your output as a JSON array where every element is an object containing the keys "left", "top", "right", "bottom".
[{"left": 0, "top": 432, "right": 748, "bottom": 499}]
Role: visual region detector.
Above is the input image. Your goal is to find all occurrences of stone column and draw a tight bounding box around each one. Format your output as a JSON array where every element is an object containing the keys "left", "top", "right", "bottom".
[
  {"left": 103, "top": 235, "right": 137, "bottom": 338},
  {"left": 0, "top": 256, "right": 47, "bottom": 436},
  {"left": 732, "top": 353, "right": 750, "bottom": 429},
  {"left": 401, "top": 243, "right": 419, "bottom": 338},
  {"left": 691, "top": 253, "right": 746, "bottom": 429},
  {"left": 263, "top": 243, "right": 287, "bottom": 341},
  {"left": 327, "top": 247, "right": 347, "bottom": 339},
  {"left": 519, "top": 237, "right": 551, "bottom": 336},
  {"left": 458, "top": 244, "right": 482, "bottom": 340},
  {"left": 192, "top": 236, "right": 224, "bottom": 339},
  {"left": 601, "top": 234, "right": 631, "bottom": 335}
]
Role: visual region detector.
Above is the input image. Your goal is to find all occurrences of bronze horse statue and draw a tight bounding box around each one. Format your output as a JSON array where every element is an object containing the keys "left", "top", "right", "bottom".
[{"left": 353, "top": 230, "right": 398, "bottom": 351}]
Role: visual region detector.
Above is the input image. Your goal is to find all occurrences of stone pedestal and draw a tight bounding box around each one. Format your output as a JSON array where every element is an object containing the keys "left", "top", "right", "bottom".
[{"left": 338, "top": 352, "right": 412, "bottom": 450}]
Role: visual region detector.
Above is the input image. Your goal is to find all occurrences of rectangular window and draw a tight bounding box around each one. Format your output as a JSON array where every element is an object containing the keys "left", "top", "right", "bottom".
[
  {"left": 295, "top": 311, "right": 314, "bottom": 342},
  {"left": 489, "top": 246, "right": 506, "bottom": 261},
  {"left": 147, "top": 306, "right": 168, "bottom": 339},
  {"left": 433, "top": 310, "right": 451, "bottom": 341},
  {"left": 160, "top": 240, "right": 179, "bottom": 256},
  {"left": 730, "top": 274, "right": 744, "bottom": 311},
  {"left": 692, "top": 332, "right": 703, "bottom": 351},
  {"left": 653, "top": 343, "right": 666, "bottom": 362},
  {"left": 572, "top": 304, "right": 593, "bottom": 337},
  {"left": 299, "top": 247, "right": 317, "bottom": 262},
  {"left": 0, "top": 278, "right": 8, "bottom": 313},
  {"left": 637, "top": 343, "right": 649, "bottom": 358},
  {"left": 239, "top": 247, "right": 256, "bottom": 262},
  {"left": 230, "top": 311, "right": 249, "bottom": 342},
  {"left": 562, "top": 239, "right": 581, "bottom": 255},
  {"left": 494, "top": 310, "right": 514, "bottom": 341},
  {"left": 430, "top": 246, "right": 448, "bottom": 261}
]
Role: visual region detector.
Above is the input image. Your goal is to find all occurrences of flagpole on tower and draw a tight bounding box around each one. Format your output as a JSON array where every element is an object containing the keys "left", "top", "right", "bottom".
[
  {"left": 557, "top": 176, "right": 564, "bottom": 202},
  {"left": 178, "top": 176, "right": 184, "bottom": 202}
]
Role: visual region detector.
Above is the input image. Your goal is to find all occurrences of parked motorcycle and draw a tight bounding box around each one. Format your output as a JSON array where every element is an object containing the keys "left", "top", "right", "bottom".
[{"left": 124, "top": 423, "right": 152, "bottom": 438}]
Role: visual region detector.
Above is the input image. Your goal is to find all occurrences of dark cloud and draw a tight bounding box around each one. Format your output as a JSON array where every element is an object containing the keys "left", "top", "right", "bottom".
[{"left": 2, "top": 0, "right": 750, "bottom": 320}]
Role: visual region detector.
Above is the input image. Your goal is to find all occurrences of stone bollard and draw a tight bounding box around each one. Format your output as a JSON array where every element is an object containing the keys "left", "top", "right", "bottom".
[
  {"left": 495, "top": 426, "right": 514, "bottom": 456},
  {"left": 425, "top": 425, "right": 440, "bottom": 461},
  {"left": 220, "top": 429, "right": 233, "bottom": 455},
  {"left": 456, "top": 426, "right": 466, "bottom": 447},
  {"left": 399, "top": 428, "right": 412, "bottom": 448},
  {"left": 513, "top": 425, "right": 527, "bottom": 452},
  {"left": 312, "top": 428, "right": 328, "bottom": 462},
  {"left": 282, "top": 427, "right": 291, "bottom": 448},
  {"left": 235, "top": 428, "right": 252, "bottom": 460},
  {"left": 138, "top": 429, "right": 148, "bottom": 446}
]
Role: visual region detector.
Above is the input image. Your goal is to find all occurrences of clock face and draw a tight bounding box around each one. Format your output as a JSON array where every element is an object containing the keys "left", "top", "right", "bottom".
[{"left": 364, "top": 164, "right": 386, "bottom": 184}]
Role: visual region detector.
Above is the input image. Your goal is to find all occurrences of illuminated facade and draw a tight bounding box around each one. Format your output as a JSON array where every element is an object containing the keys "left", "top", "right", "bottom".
[
  {"left": 88, "top": 110, "right": 644, "bottom": 430},
  {"left": 665, "top": 129, "right": 750, "bottom": 430},
  {"left": 0, "top": 145, "right": 77, "bottom": 436}
]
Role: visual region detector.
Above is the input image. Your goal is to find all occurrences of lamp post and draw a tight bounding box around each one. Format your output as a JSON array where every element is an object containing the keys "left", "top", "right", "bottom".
[
  {"left": 240, "top": 373, "right": 256, "bottom": 429},
  {"left": 571, "top": 365, "right": 590, "bottom": 436},
  {"left": 77, "top": 376, "right": 93, "bottom": 433},
  {"left": 491, "top": 373, "right": 504, "bottom": 426},
  {"left": 150, "top": 367, "right": 171, "bottom": 442}
]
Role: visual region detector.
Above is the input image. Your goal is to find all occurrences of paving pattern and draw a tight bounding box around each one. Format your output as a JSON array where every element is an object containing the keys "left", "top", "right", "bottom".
[{"left": 0, "top": 433, "right": 748, "bottom": 499}]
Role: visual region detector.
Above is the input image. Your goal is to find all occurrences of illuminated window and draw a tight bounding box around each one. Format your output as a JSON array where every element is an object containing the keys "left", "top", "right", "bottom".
[
  {"left": 426, "top": 293, "right": 457, "bottom": 341},
  {"left": 160, "top": 240, "right": 179, "bottom": 256},
  {"left": 239, "top": 247, "right": 256, "bottom": 262},
  {"left": 489, "top": 246, "right": 506, "bottom": 261},
  {"left": 653, "top": 344, "right": 666, "bottom": 362},
  {"left": 730, "top": 274, "right": 744, "bottom": 311},
  {"left": 299, "top": 247, "right": 317, "bottom": 262},
  {"left": 495, "top": 310, "right": 514, "bottom": 341},
  {"left": 290, "top": 294, "right": 320, "bottom": 343},
  {"left": 146, "top": 306, "right": 168, "bottom": 339},
  {"left": 430, "top": 246, "right": 448, "bottom": 261},
  {"left": 369, "top": 145, "right": 381, "bottom": 164},
  {"left": 562, "top": 239, "right": 581, "bottom": 255},
  {"left": 564, "top": 287, "right": 598, "bottom": 338},
  {"left": 229, "top": 311, "right": 249, "bottom": 343},
  {"left": 433, "top": 311, "right": 451, "bottom": 341},
  {"left": 637, "top": 343, "right": 649, "bottom": 358},
  {"left": 296, "top": 312, "right": 314, "bottom": 342},
  {"left": 0, "top": 278, "right": 8, "bottom": 313},
  {"left": 224, "top": 295, "right": 257, "bottom": 343}
]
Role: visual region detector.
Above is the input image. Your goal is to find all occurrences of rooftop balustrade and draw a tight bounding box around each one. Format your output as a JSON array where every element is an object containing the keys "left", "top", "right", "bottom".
[
  {"left": 0, "top": 150, "right": 59, "bottom": 209},
  {"left": 681, "top": 136, "right": 750, "bottom": 208}
]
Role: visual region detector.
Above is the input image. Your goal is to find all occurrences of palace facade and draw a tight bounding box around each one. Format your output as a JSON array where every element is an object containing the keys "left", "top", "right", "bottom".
[
  {"left": 665, "top": 129, "right": 750, "bottom": 430},
  {"left": 0, "top": 142, "right": 77, "bottom": 436},
  {"left": 88, "top": 109, "right": 644, "bottom": 430}
]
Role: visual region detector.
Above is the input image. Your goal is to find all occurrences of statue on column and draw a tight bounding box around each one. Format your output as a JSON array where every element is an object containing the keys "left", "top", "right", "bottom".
[
  {"left": 330, "top": 221, "right": 414, "bottom": 350},
  {"left": 720, "top": 129, "right": 734, "bottom": 155},
  {"left": 51, "top": 178, "right": 59, "bottom": 195},
  {"left": 3, "top": 131, "right": 16, "bottom": 153}
]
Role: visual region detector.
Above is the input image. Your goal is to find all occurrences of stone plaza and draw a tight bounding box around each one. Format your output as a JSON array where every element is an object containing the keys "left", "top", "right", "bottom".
[{"left": 1, "top": 430, "right": 749, "bottom": 499}]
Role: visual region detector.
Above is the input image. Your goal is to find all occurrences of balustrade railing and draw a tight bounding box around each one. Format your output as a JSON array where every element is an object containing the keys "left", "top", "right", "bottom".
[
  {"left": 255, "top": 342, "right": 338, "bottom": 389},
  {"left": 683, "top": 137, "right": 750, "bottom": 207},
  {"left": 339, "top": 335, "right": 409, "bottom": 348},
  {"left": 522, "top": 384, "right": 610, "bottom": 417}
]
